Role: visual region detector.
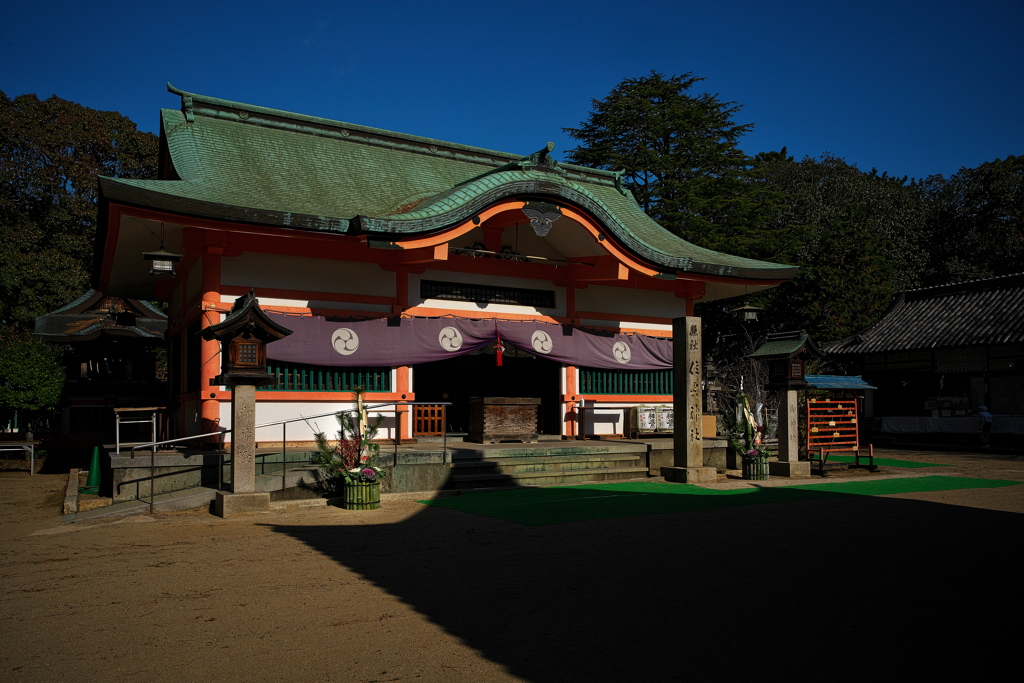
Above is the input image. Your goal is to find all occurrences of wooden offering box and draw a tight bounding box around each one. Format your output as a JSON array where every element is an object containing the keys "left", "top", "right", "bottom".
[{"left": 467, "top": 397, "right": 540, "bottom": 443}]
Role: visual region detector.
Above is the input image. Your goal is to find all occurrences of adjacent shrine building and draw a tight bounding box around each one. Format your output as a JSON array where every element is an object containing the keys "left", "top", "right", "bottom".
[{"left": 95, "top": 85, "right": 797, "bottom": 445}]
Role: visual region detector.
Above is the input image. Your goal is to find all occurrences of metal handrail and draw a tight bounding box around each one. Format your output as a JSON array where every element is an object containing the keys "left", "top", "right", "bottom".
[{"left": 129, "top": 401, "right": 451, "bottom": 514}]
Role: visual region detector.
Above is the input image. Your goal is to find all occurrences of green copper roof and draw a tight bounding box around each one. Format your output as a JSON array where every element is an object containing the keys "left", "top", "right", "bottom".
[
  {"left": 99, "top": 84, "right": 797, "bottom": 281},
  {"left": 749, "top": 331, "right": 824, "bottom": 359}
]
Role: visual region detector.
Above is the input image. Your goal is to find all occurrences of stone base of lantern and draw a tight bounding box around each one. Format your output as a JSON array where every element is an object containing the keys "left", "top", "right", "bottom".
[
  {"left": 769, "top": 461, "right": 811, "bottom": 478},
  {"left": 214, "top": 491, "right": 271, "bottom": 518},
  {"left": 660, "top": 466, "right": 718, "bottom": 483}
]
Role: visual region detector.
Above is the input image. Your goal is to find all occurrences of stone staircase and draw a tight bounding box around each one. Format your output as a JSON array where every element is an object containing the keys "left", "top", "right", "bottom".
[
  {"left": 65, "top": 441, "right": 657, "bottom": 522},
  {"left": 445, "top": 442, "right": 652, "bottom": 490},
  {"left": 64, "top": 486, "right": 220, "bottom": 523}
]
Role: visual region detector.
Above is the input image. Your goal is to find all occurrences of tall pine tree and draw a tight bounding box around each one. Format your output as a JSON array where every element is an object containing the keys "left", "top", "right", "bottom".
[{"left": 563, "top": 72, "right": 758, "bottom": 246}]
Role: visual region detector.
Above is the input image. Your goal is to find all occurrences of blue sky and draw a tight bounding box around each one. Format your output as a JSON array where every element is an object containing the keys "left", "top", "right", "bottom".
[{"left": 3, "top": 0, "right": 1021, "bottom": 181}]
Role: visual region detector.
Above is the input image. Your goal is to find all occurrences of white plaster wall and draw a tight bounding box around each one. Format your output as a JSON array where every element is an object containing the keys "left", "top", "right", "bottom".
[
  {"left": 219, "top": 401, "right": 403, "bottom": 443},
  {"left": 577, "top": 286, "right": 686, "bottom": 320},
  {"left": 222, "top": 253, "right": 395, "bottom": 297},
  {"left": 580, "top": 319, "right": 673, "bottom": 333},
  {"left": 411, "top": 269, "right": 565, "bottom": 317},
  {"left": 257, "top": 297, "right": 392, "bottom": 313}
]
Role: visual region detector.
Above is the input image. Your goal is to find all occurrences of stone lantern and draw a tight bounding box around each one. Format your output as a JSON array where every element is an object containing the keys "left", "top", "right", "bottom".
[
  {"left": 202, "top": 289, "right": 293, "bottom": 387},
  {"left": 748, "top": 330, "right": 824, "bottom": 478},
  {"left": 201, "top": 290, "right": 292, "bottom": 516}
]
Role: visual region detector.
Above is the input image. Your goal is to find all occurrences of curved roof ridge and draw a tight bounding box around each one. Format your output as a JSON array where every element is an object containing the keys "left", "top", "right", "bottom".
[{"left": 354, "top": 170, "right": 796, "bottom": 278}]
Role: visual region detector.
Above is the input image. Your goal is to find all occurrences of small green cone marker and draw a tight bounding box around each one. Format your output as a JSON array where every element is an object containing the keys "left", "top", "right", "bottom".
[{"left": 79, "top": 446, "right": 101, "bottom": 495}]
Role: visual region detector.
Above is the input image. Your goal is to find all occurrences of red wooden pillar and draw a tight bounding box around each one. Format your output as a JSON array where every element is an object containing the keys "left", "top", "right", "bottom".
[
  {"left": 395, "top": 365, "right": 413, "bottom": 442},
  {"left": 563, "top": 365, "right": 579, "bottom": 439},
  {"left": 199, "top": 252, "right": 222, "bottom": 439}
]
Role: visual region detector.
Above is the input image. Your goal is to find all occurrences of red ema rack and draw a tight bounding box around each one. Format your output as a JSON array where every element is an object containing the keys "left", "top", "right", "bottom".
[
  {"left": 804, "top": 398, "right": 877, "bottom": 475},
  {"left": 806, "top": 399, "right": 859, "bottom": 453}
]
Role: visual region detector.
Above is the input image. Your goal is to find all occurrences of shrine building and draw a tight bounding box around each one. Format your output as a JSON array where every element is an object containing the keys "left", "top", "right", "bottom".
[{"left": 94, "top": 84, "right": 797, "bottom": 445}]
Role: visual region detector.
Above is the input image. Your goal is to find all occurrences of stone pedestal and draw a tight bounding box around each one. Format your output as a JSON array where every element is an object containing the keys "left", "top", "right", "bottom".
[
  {"left": 773, "top": 388, "right": 809, "bottom": 478},
  {"left": 231, "top": 384, "right": 257, "bottom": 493},
  {"left": 215, "top": 491, "right": 270, "bottom": 516},
  {"left": 215, "top": 383, "right": 271, "bottom": 517},
  {"left": 661, "top": 465, "right": 718, "bottom": 483},
  {"left": 769, "top": 461, "right": 811, "bottom": 478}
]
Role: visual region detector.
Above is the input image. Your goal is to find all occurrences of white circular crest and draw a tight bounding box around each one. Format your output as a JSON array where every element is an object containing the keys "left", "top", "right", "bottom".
[
  {"left": 438, "top": 326, "right": 464, "bottom": 352},
  {"left": 531, "top": 330, "right": 553, "bottom": 355},
  {"left": 612, "top": 341, "right": 632, "bottom": 364},
  {"left": 331, "top": 328, "right": 360, "bottom": 356}
]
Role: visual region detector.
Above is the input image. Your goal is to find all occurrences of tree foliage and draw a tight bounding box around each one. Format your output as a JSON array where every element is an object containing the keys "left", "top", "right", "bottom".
[
  {"left": 0, "top": 90, "right": 158, "bottom": 330},
  {"left": 745, "top": 152, "right": 929, "bottom": 341},
  {"left": 0, "top": 329, "right": 65, "bottom": 413},
  {"left": 563, "top": 72, "right": 757, "bottom": 244},
  {"left": 917, "top": 156, "right": 1023, "bottom": 285},
  {"left": 564, "top": 72, "right": 961, "bottom": 343}
]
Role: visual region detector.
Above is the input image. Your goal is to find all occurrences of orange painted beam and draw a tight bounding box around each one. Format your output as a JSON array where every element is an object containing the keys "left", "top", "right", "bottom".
[
  {"left": 220, "top": 285, "right": 395, "bottom": 307},
  {"left": 400, "top": 243, "right": 449, "bottom": 265},
  {"left": 580, "top": 395, "right": 672, "bottom": 402},
  {"left": 569, "top": 256, "right": 629, "bottom": 282}
]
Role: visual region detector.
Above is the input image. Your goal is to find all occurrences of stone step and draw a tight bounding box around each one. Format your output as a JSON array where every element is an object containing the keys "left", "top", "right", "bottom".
[
  {"left": 64, "top": 487, "right": 219, "bottom": 522},
  {"left": 448, "top": 442, "right": 646, "bottom": 461},
  {"left": 448, "top": 466, "right": 651, "bottom": 490},
  {"left": 452, "top": 454, "right": 643, "bottom": 476},
  {"left": 254, "top": 466, "right": 320, "bottom": 493}
]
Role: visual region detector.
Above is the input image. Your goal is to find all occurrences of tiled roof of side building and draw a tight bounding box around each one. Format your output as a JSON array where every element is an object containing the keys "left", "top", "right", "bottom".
[
  {"left": 34, "top": 290, "right": 167, "bottom": 341},
  {"left": 824, "top": 273, "right": 1024, "bottom": 354},
  {"left": 99, "top": 84, "right": 798, "bottom": 281}
]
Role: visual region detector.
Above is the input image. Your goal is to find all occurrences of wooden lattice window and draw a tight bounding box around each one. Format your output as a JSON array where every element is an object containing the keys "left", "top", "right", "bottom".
[
  {"left": 261, "top": 362, "right": 391, "bottom": 392},
  {"left": 579, "top": 368, "right": 673, "bottom": 395}
]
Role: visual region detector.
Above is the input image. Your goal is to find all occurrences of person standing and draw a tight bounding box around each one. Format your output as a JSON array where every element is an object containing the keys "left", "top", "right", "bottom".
[{"left": 978, "top": 406, "right": 993, "bottom": 449}]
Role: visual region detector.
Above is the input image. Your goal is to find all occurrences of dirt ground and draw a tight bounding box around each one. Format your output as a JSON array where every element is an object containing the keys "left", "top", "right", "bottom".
[{"left": 2, "top": 448, "right": 1023, "bottom": 682}]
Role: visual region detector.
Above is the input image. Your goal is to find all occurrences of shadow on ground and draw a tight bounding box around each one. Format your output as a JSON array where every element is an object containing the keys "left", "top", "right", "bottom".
[{"left": 265, "top": 484, "right": 1020, "bottom": 681}]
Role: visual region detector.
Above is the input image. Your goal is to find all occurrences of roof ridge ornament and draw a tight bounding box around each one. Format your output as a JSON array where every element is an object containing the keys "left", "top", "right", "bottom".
[
  {"left": 516, "top": 142, "right": 566, "bottom": 177},
  {"left": 166, "top": 83, "right": 195, "bottom": 123},
  {"left": 612, "top": 170, "right": 628, "bottom": 196}
]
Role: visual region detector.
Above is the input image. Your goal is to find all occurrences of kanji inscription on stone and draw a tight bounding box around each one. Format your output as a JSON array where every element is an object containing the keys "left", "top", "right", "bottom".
[{"left": 673, "top": 316, "right": 702, "bottom": 468}]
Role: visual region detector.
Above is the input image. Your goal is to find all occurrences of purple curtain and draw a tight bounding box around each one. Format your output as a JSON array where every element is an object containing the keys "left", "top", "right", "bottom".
[{"left": 265, "top": 314, "right": 673, "bottom": 370}]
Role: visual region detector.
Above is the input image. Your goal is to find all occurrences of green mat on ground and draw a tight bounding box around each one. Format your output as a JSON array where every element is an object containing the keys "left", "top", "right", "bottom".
[
  {"left": 418, "top": 476, "right": 1019, "bottom": 526},
  {"left": 823, "top": 454, "right": 950, "bottom": 468}
]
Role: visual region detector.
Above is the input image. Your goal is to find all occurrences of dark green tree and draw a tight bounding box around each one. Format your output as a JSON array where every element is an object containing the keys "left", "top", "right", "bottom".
[
  {"left": 918, "top": 156, "right": 1023, "bottom": 285},
  {"left": 563, "top": 72, "right": 759, "bottom": 245},
  {"left": 705, "top": 151, "right": 929, "bottom": 342},
  {"left": 0, "top": 329, "right": 65, "bottom": 428},
  {"left": 0, "top": 90, "right": 159, "bottom": 330}
]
